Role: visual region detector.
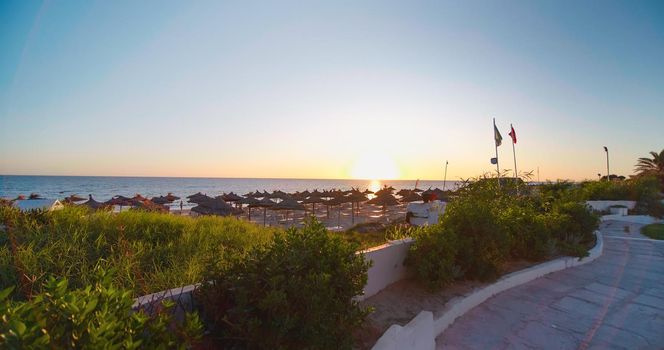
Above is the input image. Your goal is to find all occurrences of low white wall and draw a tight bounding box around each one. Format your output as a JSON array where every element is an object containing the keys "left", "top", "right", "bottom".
[
  {"left": 433, "top": 231, "right": 603, "bottom": 336},
  {"left": 373, "top": 231, "right": 604, "bottom": 349},
  {"left": 372, "top": 311, "right": 434, "bottom": 350},
  {"left": 586, "top": 200, "right": 636, "bottom": 212},
  {"left": 135, "top": 239, "right": 416, "bottom": 311},
  {"left": 601, "top": 214, "right": 662, "bottom": 225},
  {"left": 358, "top": 239, "right": 414, "bottom": 301}
]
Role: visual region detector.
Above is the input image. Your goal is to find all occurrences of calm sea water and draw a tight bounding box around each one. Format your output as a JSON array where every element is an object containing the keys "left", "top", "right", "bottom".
[{"left": 0, "top": 175, "right": 459, "bottom": 203}]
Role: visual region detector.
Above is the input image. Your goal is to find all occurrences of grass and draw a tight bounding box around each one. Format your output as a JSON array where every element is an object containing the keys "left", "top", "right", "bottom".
[
  {"left": 0, "top": 205, "right": 389, "bottom": 300},
  {"left": 641, "top": 224, "right": 664, "bottom": 240},
  {"left": 0, "top": 206, "right": 278, "bottom": 299}
]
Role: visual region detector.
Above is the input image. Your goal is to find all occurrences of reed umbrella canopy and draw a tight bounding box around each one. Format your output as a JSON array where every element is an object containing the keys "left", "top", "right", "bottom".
[
  {"left": 63, "top": 194, "right": 86, "bottom": 203},
  {"left": 222, "top": 192, "right": 243, "bottom": 202},
  {"left": 187, "top": 193, "right": 214, "bottom": 204},
  {"left": 164, "top": 193, "right": 180, "bottom": 201},
  {"left": 82, "top": 195, "right": 108, "bottom": 210},
  {"left": 248, "top": 197, "right": 276, "bottom": 226},
  {"left": 400, "top": 191, "right": 423, "bottom": 203}
]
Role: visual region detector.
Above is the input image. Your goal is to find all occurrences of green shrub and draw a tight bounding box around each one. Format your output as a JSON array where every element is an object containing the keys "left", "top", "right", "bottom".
[
  {"left": 441, "top": 179, "right": 515, "bottom": 281},
  {"left": 406, "top": 224, "right": 460, "bottom": 290},
  {"left": 641, "top": 224, "right": 664, "bottom": 240},
  {"left": 197, "top": 219, "right": 370, "bottom": 350},
  {"left": 631, "top": 176, "right": 664, "bottom": 218},
  {"left": 0, "top": 268, "right": 202, "bottom": 349},
  {"left": 407, "top": 175, "right": 599, "bottom": 289},
  {"left": 580, "top": 180, "right": 631, "bottom": 200}
]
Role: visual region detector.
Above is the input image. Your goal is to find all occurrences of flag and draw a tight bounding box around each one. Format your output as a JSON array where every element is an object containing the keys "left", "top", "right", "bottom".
[
  {"left": 494, "top": 124, "right": 503, "bottom": 147},
  {"left": 508, "top": 125, "right": 517, "bottom": 144},
  {"left": 603, "top": 146, "right": 608, "bottom": 152}
]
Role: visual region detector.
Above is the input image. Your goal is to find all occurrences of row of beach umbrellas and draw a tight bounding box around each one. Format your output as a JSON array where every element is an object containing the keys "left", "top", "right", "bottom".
[{"left": 13, "top": 186, "right": 450, "bottom": 226}]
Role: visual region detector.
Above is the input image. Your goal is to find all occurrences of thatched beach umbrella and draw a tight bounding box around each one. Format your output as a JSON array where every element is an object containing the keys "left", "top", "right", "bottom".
[
  {"left": 187, "top": 193, "right": 213, "bottom": 204},
  {"left": 63, "top": 194, "right": 86, "bottom": 204},
  {"left": 222, "top": 192, "right": 243, "bottom": 203},
  {"left": 104, "top": 195, "right": 134, "bottom": 211},
  {"left": 134, "top": 199, "right": 169, "bottom": 213},
  {"left": 374, "top": 185, "right": 395, "bottom": 197},
  {"left": 192, "top": 197, "right": 237, "bottom": 216},
  {"left": 347, "top": 192, "right": 368, "bottom": 224},
  {"left": 400, "top": 191, "right": 423, "bottom": 203},
  {"left": 164, "top": 193, "right": 180, "bottom": 202},
  {"left": 367, "top": 194, "right": 399, "bottom": 207},
  {"left": 273, "top": 197, "right": 306, "bottom": 224},
  {"left": 325, "top": 195, "right": 351, "bottom": 228},
  {"left": 248, "top": 197, "right": 275, "bottom": 226},
  {"left": 367, "top": 193, "right": 400, "bottom": 220},
  {"left": 150, "top": 196, "right": 170, "bottom": 205},
  {"left": 238, "top": 196, "right": 260, "bottom": 220},
  {"left": 302, "top": 194, "right": 324, "bottom": 215},
  {"left": 82, "top": 195, "right": 108, "bottom": 210}
]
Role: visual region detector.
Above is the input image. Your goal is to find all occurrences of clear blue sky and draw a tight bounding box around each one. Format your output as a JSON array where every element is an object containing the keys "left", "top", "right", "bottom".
[{"left": 1, "top": 0, "right": 663, "bottom": 180}]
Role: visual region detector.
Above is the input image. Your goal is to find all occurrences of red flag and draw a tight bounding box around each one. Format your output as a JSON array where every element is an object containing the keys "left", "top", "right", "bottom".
[{"left": 508, "top": 125, "right": 517, "bottom": 144}]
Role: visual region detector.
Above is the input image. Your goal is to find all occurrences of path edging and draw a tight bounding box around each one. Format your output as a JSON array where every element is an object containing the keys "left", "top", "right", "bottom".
[{"left": 372, "top": 230, "right": 603, "bottom": 350}]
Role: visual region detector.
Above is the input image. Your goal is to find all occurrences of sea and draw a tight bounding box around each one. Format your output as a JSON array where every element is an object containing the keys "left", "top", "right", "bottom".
[{"left": 0, "top": 175, "right": 459, "bottom": 208}]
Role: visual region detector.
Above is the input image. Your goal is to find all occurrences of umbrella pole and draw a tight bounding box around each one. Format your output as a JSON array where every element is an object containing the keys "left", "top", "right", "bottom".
[
  {"left": 263, "top": 208, "right": 266, "bottom": 226},
  {"left": 352, "top": 202, "right": 354, "bottom": 225}
]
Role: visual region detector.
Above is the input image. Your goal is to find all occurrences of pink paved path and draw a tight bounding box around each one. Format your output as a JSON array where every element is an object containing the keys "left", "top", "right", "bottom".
[{"left": 437, "top": 221, "right": 664, "bottom": 349}]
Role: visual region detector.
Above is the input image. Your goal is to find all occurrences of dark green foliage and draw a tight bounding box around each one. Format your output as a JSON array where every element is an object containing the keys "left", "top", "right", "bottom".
[
  {"left": 197, "top": 219, "right": 370, "bottom": 350},
  {"left": 407, "top": 175, "right": 599, "bottom": 290},
  {"left": 407, "top": 224, "right": 460, "bottom": 290},
  {"left": 641, "top": 224, "right": 664, "bottom": 240},
  {"left": 0, "top": 268, "right": 203, "bottom": 349},
  {"left": 579, "top": 180, "right": 632, "bottom": 200},
  {"left": 442, "top": 180, "right": 514, "bottom": 281},
  {"left": 631, "top": 176, "right": 664, "bottom": 218}
]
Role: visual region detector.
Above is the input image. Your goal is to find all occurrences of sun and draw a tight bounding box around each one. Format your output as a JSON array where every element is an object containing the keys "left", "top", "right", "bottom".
[{"left": 350, "top": 152, "right": 400, "bottom": 180}]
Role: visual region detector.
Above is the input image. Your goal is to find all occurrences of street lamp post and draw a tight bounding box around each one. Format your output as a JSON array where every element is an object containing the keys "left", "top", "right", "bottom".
[{"left": 603, "top": 146, "right": 610, "bottom": 181}]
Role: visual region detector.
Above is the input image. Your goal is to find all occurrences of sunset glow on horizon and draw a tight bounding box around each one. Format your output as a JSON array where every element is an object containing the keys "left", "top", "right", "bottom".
[{"left": 1, "top": 1, "right": 663, "bottom": 181}]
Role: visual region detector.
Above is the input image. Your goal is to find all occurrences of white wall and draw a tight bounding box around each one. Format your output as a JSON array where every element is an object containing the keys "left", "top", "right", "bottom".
[
  {"left": 358, "top": 239, "right": 414, "bottom": 301},
  {"left": 136, "top": 239, "right": 417, "bottom": 311},
  {"left": 586, "top": 200, "right": 636, "bottom": 212},
  {"left": 372, "top": 232, "right": 604, "bottom": 350},
  {"left": 372, "top": 311, "right": 435, "bottom": 350}
]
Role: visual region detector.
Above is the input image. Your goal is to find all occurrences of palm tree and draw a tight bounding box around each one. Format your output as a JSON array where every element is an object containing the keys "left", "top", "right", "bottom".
[{"left": 635, "top": 149, "right": 664, "bottom": 184}]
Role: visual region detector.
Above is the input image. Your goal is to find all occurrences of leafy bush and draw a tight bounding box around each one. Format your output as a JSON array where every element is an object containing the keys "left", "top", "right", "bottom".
[
  {"left": 406, "top": 224, "right": 460, "bottom": 290},
  {"left": 0, "top": 268, "right": 202, "bottom": 349},
  {"left": 631, "top": 176, "right": 664, "bottom": 218},
  {"left": 442, "top": 179, "right": 516, "bottom": 281},
  {"left": 197, "top": 219, "right": 370, "bottom": 350},
  {"left": 580, "top": 180, "right": 632, "bottom": 200},
  {"left": 1, "top": 206, "right": 276, "bottom": 299},
  {"left": 407, "top": 175, "right": 599, "bottom": 289},
  {"left": 548, "top": 201, "right": 599, "bottom": 257},
  {"left": 641, "top": 224, "right": 664, "bottom": 240}
]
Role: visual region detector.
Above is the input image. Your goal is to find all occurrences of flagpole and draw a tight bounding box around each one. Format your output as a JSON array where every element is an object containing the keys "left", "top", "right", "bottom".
[
  {"left": 494, "top": 118, "right": 500, "bottom": 178},
  {"left": 511, "top": 123, "right": 517, "bottom": 178},
  {"left": 442, "top": 160, "right": 448, "bottom": 191}
]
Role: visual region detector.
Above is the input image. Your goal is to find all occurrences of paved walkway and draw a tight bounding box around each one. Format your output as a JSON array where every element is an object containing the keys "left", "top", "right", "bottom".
[{"left": 437, "top": 220, "right": 664, "bottom": 349}]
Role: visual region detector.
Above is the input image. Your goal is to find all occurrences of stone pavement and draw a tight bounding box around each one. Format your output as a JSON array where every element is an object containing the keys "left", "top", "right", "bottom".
[{"left": 437, "top": 220, "right": 664, "bottom": 349}]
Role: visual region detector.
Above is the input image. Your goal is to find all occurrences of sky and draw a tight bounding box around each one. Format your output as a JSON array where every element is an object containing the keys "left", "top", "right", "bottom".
[{"left": 1, "top": 0, "right": 663, "bottom": 181}]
